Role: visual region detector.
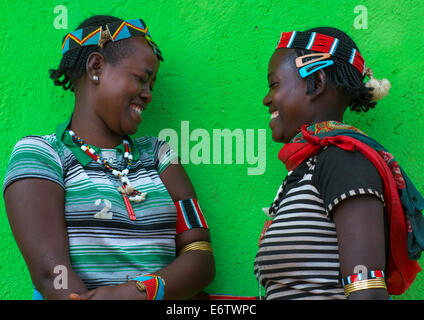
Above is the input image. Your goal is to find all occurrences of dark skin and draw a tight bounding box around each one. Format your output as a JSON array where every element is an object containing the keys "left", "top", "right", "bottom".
[
  {"left": 4, "top": 37, "right": 215, "bottom": 300},
  {"left": 263, "top": 48, "right": 388, "bottom": 300}
]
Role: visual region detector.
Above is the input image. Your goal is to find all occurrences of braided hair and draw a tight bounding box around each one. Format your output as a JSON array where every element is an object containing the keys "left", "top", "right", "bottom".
[
  {"left": 287, "top": 27, "right": 390, "bottom": 112},
  {"left": 49, "top": 15, "right": 163, "bottom": 92}
]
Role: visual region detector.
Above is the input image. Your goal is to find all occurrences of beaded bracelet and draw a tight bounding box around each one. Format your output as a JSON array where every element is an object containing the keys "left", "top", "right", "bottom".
[
  {"left": 341, "top": 270, "right": 385, "bottom": 286},
  {"left": 175, "top": 199, "right": 209, "bottom": 235},
  {"left": 130, "top": 274, "right": 166, "bottom": 300}
]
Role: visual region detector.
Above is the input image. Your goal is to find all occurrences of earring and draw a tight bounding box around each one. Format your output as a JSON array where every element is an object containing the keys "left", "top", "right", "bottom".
[{"left": 93, "top": 75, "right": 99, "bottom": 81}]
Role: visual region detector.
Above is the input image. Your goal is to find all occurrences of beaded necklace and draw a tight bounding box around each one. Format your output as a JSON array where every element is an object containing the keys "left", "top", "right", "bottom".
[
  {"left": 67, "top": 129, "right": 147, "bottom": 221},
  {"left": 262, "top": 171, "right": 292, "bottom": 219}
]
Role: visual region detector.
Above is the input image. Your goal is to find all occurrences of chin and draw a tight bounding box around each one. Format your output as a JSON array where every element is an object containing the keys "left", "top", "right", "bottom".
[
  {"left": 126, "top": 127, "right": 139, "bottom": 136},
  {"left": 118, "top": 123, "right": 139, "bottom": 137},
  {"left": 271, "top": 132, "right": 285, "bottom": 143}
]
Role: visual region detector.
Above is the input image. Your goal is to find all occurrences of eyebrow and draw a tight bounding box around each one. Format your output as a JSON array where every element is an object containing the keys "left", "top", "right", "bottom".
[
  {"left": 146, "top": 69, "right": 156, "bottom": 83},
  {"left": 134, "top": 68, "right": 154, "bottom": 79}
]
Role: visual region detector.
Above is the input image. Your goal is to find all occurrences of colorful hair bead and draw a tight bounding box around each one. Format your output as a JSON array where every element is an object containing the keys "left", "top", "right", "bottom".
[
  {"left": 61, "top": 18, "right": 156, "bottom": 55},
  {"left": 277, "top": 30, "right": 366, "bottom": 75}
]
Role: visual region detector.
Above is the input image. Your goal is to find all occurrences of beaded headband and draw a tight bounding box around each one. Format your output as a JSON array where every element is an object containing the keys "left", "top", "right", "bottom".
[
  {"left": 277, "top": 31, "right": 366, "bottom": 76},
  {"left": 61, "top": 18, "right": 162, "bottom": 60}
]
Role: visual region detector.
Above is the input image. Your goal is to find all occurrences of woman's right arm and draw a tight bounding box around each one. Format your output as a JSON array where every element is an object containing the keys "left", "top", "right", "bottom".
[{"left": 4, "top": 178, "right": 87, "bottom": 299}]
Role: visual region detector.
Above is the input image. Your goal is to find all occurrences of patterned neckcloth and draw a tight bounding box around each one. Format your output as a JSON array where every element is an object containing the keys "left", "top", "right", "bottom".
[{"left": 277, "top": 121, "right": 424, "bottom": 295}]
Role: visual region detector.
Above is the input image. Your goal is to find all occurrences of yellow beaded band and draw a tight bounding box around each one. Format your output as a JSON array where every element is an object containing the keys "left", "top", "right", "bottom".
[
  {"left": 344, "top": 278, "right": 387, "bottom": 297},
  {"left": 178, "top": 241, "right": 213, "bottom": 256}
]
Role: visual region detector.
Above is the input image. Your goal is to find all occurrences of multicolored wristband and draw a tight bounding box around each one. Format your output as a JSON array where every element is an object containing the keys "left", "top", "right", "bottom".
[
  {"left": 175, "top": 198, "right": 209, "bottom": 235},
  {"left": 131, "top": 274, "right": 166, "bottom": 300},
  {"left": 342, "top": 270, "right": 386, "bottom": 296},
  {"left": 341, "top": 270, "right": 385, "bottom": 287}
]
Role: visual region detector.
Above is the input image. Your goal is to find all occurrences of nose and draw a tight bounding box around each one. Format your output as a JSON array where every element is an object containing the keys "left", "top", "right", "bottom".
[
  {"left": 263, "top": 91, "right": 271, "bottom": 108},
  {"left": 139, "top": 85, "right": 153, "bottom": 105}
]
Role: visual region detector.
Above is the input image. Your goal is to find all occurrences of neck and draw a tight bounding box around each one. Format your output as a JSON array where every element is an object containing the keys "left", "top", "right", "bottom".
[
  {"left": 310, "top": 114, "right": 344, "bottom": 126},
  {"left": 69, "top": 90, "right": 123, "bottom": 149},
  {"left": 308, "top": 99, "right": 346, "bottom": 126}
]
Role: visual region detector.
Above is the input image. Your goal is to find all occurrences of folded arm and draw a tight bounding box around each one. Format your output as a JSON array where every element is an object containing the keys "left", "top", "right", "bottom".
[
  {"left": 70, "top": 161, "right": 215, "bottom": 300},
  {"left": 4, "top": 178, "right": 88, "bottom": 299}
]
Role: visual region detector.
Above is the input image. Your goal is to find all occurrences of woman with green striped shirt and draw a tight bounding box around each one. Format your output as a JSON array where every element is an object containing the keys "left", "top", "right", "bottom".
[{"left": 3, "top": 15, "right": 215, "bottom": 300}]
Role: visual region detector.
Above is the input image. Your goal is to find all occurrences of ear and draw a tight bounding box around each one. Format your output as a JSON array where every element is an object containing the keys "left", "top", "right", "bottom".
[
  {"left": 308, "top": 69, "right": 328, "bottom": 100},
  {"left": 86, "top": 52, "right": 105, "bottom": 83}
]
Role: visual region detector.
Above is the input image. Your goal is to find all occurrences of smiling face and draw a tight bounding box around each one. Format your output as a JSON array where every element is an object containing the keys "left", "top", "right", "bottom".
[
  {"left": 263, "top": 48, "right": 316, "bottom": 143},
  {"left": 94, "top": 37, "right": 159, "bottom": 136}
]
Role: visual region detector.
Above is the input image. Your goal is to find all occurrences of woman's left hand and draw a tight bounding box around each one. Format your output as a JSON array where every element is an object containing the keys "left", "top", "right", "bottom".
[{"left": 69, "top": 282, "right": 146, "bottom": 300}]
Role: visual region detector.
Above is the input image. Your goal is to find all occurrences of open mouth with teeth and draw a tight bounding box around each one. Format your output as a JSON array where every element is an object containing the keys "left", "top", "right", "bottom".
[
  {"left": 130, "top": 103, "right": 144, "bottom": 115},
  {"left": 129, "top": 103, "right": 146, "bottom": 123},
  {"left": 271, "top": 110, "right": 279, "bottom": 120}
]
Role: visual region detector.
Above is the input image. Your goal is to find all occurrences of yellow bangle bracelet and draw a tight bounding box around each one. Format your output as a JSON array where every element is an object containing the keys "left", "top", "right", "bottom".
[
  {"left": 178, "top": 241, "right": 213, "bottom": 256},
  {"left": 344, "top": 278, "right": 387, "bottom": 296}
]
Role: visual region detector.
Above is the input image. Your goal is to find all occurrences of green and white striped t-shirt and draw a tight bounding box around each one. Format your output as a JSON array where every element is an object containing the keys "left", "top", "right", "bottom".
[{"left": 3, "top": 118, "right": 179, "bottom": 293}]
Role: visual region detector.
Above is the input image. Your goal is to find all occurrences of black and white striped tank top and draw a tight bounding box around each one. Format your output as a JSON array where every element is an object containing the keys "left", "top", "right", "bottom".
[
  {"left": 254, "top": 146, "right": 384, "bottom": 300},
  {"left": 254, "top": 155, "right": 346, "bottom": 299}
]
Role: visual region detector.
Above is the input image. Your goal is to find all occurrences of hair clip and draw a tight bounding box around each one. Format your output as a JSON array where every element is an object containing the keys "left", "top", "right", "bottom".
[
  {"left": 98, "top": 28, "right": 113, "bottom": 48},
  {"left": 298, "top": 60, "right": 334, "bottom": 78},
  {"left": 295, "top": 53, "right": 331, "bottom": 68}
]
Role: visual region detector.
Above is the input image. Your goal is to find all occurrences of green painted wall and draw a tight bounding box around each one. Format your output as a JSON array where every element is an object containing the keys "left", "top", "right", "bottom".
[{"left": 1, "top": 0, "right": 423, "bottom": 300}]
